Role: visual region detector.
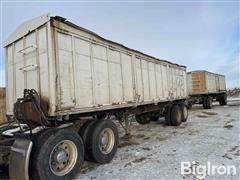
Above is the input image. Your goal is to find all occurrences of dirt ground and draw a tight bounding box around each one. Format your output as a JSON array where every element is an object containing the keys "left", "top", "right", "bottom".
[
  {"left": 76, "top": 98, "right": 239, "bottom": 180},
  {"left": 0, "top": 98, "right": 239, "bottom": 180},
  {"left": 0, "top": 88, "right": 6, "bottom": 124}
]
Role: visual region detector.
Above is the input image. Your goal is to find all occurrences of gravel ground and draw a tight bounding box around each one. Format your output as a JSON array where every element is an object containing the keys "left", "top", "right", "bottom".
[
  {"left": 76, "top": 98, "right": 239, "bottom": 180},
  {"left": 0, "top": 99, "right": 239, "bottom": 180}
]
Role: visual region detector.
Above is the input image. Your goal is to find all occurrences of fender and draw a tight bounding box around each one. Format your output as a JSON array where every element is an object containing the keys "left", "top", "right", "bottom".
[{"left": 9, "top": 135, "right": 32, "bottom": 180}]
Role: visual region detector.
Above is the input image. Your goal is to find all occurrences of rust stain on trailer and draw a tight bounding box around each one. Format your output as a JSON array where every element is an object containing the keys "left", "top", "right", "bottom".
[{"left": 0, "top": 88, "right": 6, "bottom": 124}]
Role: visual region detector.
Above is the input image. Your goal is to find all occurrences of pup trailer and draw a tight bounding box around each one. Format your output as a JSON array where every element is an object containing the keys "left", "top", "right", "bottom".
[
  {"left": 187, "top": 70, "right": 227, "bottom": 109},
  {"left": 1, "top": 14, "right": 188, "bottom": 179}
]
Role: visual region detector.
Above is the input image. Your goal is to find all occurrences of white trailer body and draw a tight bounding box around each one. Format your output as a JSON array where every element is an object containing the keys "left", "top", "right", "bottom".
[{"left": 4, "top": 14, "right": 187, "bottom": 117}]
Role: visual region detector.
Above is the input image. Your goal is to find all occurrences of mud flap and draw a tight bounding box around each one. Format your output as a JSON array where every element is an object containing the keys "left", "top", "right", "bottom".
[{"left": 9, "top": 136, "right": 32, "bottom": 180}]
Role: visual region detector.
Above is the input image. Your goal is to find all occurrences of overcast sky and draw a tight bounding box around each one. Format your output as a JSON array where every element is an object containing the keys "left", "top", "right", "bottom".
[{"left": 0, "top": 1, "right": 239, "bottom": 88}]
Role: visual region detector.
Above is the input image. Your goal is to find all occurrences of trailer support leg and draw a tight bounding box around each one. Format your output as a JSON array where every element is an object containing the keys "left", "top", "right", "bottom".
[
  {"left": 124, "top": 116, "right": 131, "bottom": 137},
  {"left": 9, "top": 136, "right": 32, "bottom": 180}
]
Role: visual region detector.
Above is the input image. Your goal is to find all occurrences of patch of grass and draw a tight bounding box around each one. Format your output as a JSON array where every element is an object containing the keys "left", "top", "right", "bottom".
[{"left": 0, "top": 88, "right": 6, "bottom": 124}]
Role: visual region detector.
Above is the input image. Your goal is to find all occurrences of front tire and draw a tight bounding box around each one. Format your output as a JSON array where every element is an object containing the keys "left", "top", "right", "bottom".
[{"left": 30, "top": 128, "right": 84, "bottom": 180}]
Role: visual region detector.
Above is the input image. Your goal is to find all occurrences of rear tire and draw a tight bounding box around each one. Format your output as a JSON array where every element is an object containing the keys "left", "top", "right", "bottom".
[
  {"left": 135, "top": 114, "right": 151, "bottom": 124},
  {"left": 30, "top": 128, "right": 84, "bottom": 180},
  {"left": 85, "top": 120, "right": 119, "bottom": 164},
  {"left": 170, "top": 105, "right": 182, "bottom": 126},
  {"left": 219, "top": 94, "right": 227, "bottom": 106},
  {"left": 150, "top": 113, "right": 160, "bottom": 121},
  {"left": 79, "top": 120, "right": 94, "bottom": 161},
  {"left": 164, "top": 106, "right": 172, "bottom": 125},
  {"left": 203, "top": 97, "right": 212, "bottom": 109},
  {"left": 181, "top": 104, "right": 188, "bottom": 122}
]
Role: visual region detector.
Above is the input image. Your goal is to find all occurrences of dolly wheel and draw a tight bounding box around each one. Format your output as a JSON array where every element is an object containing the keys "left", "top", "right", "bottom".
[
  {"left": 219, "top": 94, "right": 227, "bottom": 106},
  {"left": 135, "top": 114, "right": 151, "bottom": 124},
  {"left": 203, "top": 97, "right": 212, "bottom": 109},
  {"left": 164, "top": 106, "right": 172, "bottom": 125},
  {"left": 170, "top": 105, "right": 182, "bottom": 126},
  {"left": 30, "top": 128, "right": 84, "bottom": 180},
  {"left": 181, "top": 104, "right": 188, "bottom": 122},
  {"left": 85, "top": 120, "right": 119, "bottom": 164}
]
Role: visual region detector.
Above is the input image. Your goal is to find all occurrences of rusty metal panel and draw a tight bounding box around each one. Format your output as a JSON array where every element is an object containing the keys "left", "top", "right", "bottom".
[
  {"left": 14, "top": 40, "right": 24, "bottom": 99},
  {"left": 74, "top": 37, "right": 93, "bottom": 107},
  {"left": 25, "top": 32, "right": 38, "bottom": 91},
  {"left": 121, "top": 53, "right": 134, "bottom": 102},
  {"left": 6, "top": 45, "right": 14, "bottom": 114},
  {"left": 135, "top": 57, "right": 144, "bottom": 102},
  {"left": 108, "top": 49, "right": 123, "bottom": 104},
  {"left": 93, "top": 44, "right": 109, "bottom": 105},
  {"left": 155, "top": 64, "right": 163, "bottom": 99},
  {"left": 141, "top": 59, "right": 150, "bottom": 101},
  {"left": 148, "top": 62, "right": 157, "bottom": 100},
  {"left": 187, "top": 71, "right": 226, "bottom": 95},
  {"left": 38, "top": 27, "right": 49, "bottom": 101},
  {"left": 5, "top": 22, "right": 53, "bottom": 116},
  {"left": 161, "top": 65, "right": 168, "bottom": 99},
  {"left": 219, "top": 75, "right": 226, "bottom": 91},
  {"left": 56, "top": 32, "right": 75, "bottom": 108}
]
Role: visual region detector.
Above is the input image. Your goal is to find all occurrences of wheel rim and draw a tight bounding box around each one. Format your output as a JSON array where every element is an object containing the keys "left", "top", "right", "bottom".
[
  {"left": 98, "top": 128, "right": 115, "bottom": 154},
  {"left": 49, "top": 140, "right": 78, "bottom": 176}
]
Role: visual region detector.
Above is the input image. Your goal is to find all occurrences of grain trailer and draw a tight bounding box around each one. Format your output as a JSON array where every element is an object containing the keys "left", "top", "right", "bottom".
[
  {"left": 187, "top": 70, "right": 227, "bottom": 109},
  {"left": 1, "top": 14, "right": 189, "bottom": 179}
]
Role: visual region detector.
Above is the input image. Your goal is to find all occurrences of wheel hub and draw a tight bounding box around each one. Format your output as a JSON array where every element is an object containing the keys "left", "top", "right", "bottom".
[
  {"left": 55, "top": 149, "right": 68, "bottom": 163},
  {"left": 99, "top": 128, "right": 115, "bottom": 154},
  {"left": 49, "top": 140, "right": 78, "bottom": 176}
]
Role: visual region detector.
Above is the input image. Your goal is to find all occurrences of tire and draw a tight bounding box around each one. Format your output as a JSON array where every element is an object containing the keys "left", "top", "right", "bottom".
[
  {"left": 85, "top": 120, "right": 119, "bottom": 164},
  {"left": 164, "top": 106, "right": 172, "bottom": 125},
  {"left": 219, "top": 94, "right": 227, "bottom": 106},
  {"left": 79, "top": 120, "right": 95, "bottom": 161},
  {"left": 135, "top": 114, "right": 151, "bottom": 124},
  {"left": 150, "top": 114, "right": 159, "bottom": 121},
  {"left": 181, "top": 104, "right": 188, "bottom": 122},
  {"left": 170, "top": 105, "right": 182, "bottom": 126},
  {"left": 203, "top": 97, "right": 212, "bottom": 109},
  {"left": 30, "top": 128, "right": 84, "bottom": 180},
  {"left": 187, "top": 103, "right": 192, "bottom": 109}
]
